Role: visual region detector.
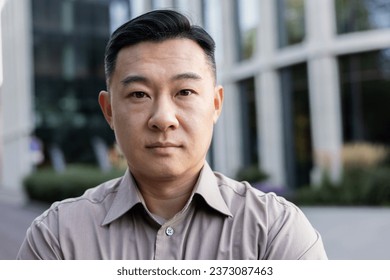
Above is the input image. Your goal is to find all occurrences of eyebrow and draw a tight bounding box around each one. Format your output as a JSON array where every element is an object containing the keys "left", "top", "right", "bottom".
[
  {"left": 120, "top": 75, "right": 149, "bottom": 86},
  {"left": 120, "top": 72, "right": 202, "bottom": 87},
  {"left": 171, "top": 72, "right": 202, "bottom": 81}
]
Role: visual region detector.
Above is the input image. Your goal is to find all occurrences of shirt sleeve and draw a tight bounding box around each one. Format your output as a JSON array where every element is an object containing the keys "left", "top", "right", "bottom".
[
  {"left": 263, "top": 202, "right": 328, "bottom": 260},
  {"left": 17, "top": 211, "right": 64, "bottom": 260}
]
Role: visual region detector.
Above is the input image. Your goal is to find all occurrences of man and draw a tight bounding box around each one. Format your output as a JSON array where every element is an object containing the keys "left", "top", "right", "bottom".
[{"left": 17, "top": 10, "right": 327, "bottom": 260}]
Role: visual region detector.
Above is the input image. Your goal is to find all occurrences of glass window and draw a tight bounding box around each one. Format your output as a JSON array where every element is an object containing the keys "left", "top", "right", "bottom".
[
  {"left": 202, "top": 0, "right": 224, "bottom": 65},
  {"left": 34, "top": 42, "right": 60, "bottom": 77},
  {"left": 277, "top": 0, "right": 305, "bottom": 48},
  {"left": 32, "top": 0, "right": 113, "bottom": 164},
  {"left": 62, "top": 44, "right": 75, "bottom": 80},
  {"left": 238, "top": 78, "right": 259, "bottom": 167},
  {"left": 129, "top": 0, "right": 146, "bottom": 18},
  {"left": 280, "top": 63, "right": 313, "bottom": 189},
  {"left": 339, "top": 49, "right": 390, "bottom": 145},
  {"left": 109, "top": 0, "right": 131, "bottom": 32},
  {"left": 73, "top": 2, "right": 90, "bottom": 33},
  {"left": 73, "top": 2, "right": 110, "bottom": 35},
  {"left": 336, "top": 0, "right": 390, "bottom": 34},
  {"left": 235, "top": 0, "right": 259, "bottom": 60},
  {"left": 61, "top": 1, "right": 74, "bottom": 33},
  {"left": 32, "top": 0, "right": 62, "bottom": 31}
]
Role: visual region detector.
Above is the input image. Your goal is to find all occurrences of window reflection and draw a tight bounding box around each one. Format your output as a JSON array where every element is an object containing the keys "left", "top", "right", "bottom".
[
  {"left": 280, "top": 64, "right": 312, "bottom": 189},
  {"left": 32, "top": 0, "right": 111, "bottom": 164},
  {"left": 339, "top": 49, "right": 390, "bottom": 145},
  {"left": 277, "top": 0, "right": 305, "bottom": 47},
  {"left": 238, "top": 78, "right": 259, "bottom": 167},
  {"left": 336, "top": 0, "right": 390, "bottom": 34},
  {"left": 234, "top": 0, "right": 259, "bottom": 60},
  {"left": 32, "top": 0, "right": 62, "bottom": 31},
  {"left": 109, "top": 0, "right": 131, "bottom": 32}
]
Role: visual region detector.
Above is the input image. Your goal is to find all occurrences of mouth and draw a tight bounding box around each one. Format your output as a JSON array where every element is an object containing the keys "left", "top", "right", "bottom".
[{"left": 146, "top": 142, "right": 183, "bottom": 149}]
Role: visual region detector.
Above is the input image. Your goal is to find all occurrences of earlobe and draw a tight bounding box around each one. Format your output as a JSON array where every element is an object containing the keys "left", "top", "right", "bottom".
[
  {"left": 98, "top": 91, "right": 114, "bottom": 129},
  {"left": 213, "top": 85, "right": 224, "bottom": 124}
]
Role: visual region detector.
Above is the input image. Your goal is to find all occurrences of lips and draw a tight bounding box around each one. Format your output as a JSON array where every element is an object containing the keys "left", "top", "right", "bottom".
[{"left": 146, "top": 142, "right": 182, "bottom": 149}]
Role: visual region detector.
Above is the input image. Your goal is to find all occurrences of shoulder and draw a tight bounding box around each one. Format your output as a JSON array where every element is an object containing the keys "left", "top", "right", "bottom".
[
  {"left": 214, "top": 171, "right": 296, "bottom": 218},
  {"left": 213, "top": 172, "right": 327, "bottom": 259},
  {"left": 32, "top": 176, "right": 123, "bottom": 226},
  {"left": 18, "top": 176, "right": 124, "bottom": 260}
]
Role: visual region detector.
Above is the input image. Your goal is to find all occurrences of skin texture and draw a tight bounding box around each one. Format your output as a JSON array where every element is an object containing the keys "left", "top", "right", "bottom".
[{"left": 98, "top": 38, "right": 224, "bottom": 219}]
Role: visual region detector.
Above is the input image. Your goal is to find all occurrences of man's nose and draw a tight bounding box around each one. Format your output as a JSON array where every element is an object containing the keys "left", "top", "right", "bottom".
[{"left": 148, "top": 97, "right": 179, "bottom": 132}]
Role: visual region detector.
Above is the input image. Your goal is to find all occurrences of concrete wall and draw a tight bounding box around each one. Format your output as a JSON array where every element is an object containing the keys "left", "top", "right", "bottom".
[{"left": 0, "top": 0, "right": 34, "bottom": 202}]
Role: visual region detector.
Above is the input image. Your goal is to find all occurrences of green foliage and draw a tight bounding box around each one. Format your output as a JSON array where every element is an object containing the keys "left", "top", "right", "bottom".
[
  {"left": 294, "top": 166, "right": 390, "bottom": 206},
  {"left": 236, "top": 165, "right": 269, "bottom": 184},
  {"left": 242, "top": 28, "right": 256, "bottom": 60},
  {"left": 23, "top": 165, "right": 125, "bottom": 203}
]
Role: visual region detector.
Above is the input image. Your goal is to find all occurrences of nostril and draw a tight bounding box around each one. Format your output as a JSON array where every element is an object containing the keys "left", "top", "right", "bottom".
[{"left": 148, "top": 115, "right": 179, "bottom": 132}]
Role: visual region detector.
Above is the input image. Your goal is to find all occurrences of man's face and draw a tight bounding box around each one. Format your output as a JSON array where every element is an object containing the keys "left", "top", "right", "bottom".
[{"left": 99, "top": 38, "right": 223, "bottom": 182}]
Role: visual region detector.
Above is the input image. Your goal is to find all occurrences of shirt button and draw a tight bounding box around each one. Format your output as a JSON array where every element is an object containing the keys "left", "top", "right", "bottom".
[{"left": 165, "top": 226, "right": 174, "bottom": 236}]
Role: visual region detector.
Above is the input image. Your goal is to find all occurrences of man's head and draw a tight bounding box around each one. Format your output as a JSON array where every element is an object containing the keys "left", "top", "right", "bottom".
[
  {"left": 104, "top": 9, "right": 217, "bottom": 88},
  {"left": 98, "top": 10, "right": 223, "bottom": 184}
]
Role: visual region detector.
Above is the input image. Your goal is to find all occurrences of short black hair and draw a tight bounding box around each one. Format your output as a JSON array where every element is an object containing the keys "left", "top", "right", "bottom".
[{"left": 104, "top": 9, "right": 216, "bottom": 87}]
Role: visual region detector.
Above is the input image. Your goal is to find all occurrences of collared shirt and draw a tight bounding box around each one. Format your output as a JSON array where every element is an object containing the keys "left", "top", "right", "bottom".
[{"left": 17, "top": 163, "right": 327, "bottom": 260}]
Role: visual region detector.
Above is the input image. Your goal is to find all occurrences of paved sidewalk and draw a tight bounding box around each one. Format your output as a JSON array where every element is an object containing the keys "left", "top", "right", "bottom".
[
  {"left": 0, "top": 201, "right": 48, "bottom": 259},
  {"left": 302, "top": 206, "right": 390, "bottom": 260},
  {"left": 1, "top": 200, "right": 389, "bottom": 259}
]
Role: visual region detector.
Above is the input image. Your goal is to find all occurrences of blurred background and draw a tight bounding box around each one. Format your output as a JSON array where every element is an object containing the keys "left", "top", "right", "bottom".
[{"left": 0, "top": 0, "right": 390, "bottom": 259}]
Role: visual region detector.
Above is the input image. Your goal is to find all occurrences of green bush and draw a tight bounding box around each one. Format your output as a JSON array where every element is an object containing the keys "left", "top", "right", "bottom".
[
  {"left": 294, "top": 166, "right": 390, "bottom": 206},
  {"left": 236, "top": 165, "right": 269, "bottom": 184},
  {"left": 23, "top": 165, "right": 126, "bottom": 203}
]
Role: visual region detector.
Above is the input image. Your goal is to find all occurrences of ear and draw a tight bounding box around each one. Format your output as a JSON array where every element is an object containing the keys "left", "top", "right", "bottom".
[
  {"left": 213, "top": 85, "right": 224, "bottom": 124},
  {"left": 98, "top": 90, "right": 114, "bottom": 130}
]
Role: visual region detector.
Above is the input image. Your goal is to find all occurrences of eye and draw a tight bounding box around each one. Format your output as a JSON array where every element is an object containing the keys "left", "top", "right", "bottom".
[
  {"left": 177, "top": 89, "right": 194, "bottom": 96},
  {"left": 130, "top": 91, "right": 149, "bottom": 99}
]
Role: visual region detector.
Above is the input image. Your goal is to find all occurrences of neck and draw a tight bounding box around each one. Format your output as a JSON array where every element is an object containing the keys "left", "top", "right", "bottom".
[{"left": 133, "top": 171, "right": 201, "bottom": 220}]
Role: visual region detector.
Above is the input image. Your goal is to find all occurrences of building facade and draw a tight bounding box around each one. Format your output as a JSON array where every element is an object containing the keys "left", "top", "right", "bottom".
[
  {"left": 31, "top": 0, "right": 113, "bottom": 166},
  {"left": 1, "top": 0, "right": 390, "bottom": 200},
  {"left": 130, "top": 0, "right": 390, "bottom": 190}
]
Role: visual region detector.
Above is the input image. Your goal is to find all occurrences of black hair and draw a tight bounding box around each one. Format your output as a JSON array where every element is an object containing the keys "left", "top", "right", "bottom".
[{"left": 104, "top": 9, "right": 216, "bottom": 87}]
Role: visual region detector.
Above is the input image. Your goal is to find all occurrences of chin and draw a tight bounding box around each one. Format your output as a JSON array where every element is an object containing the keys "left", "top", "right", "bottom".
[
  {"left": 129, "top": 155, "right": 205, "bottom": 179},
  {"left": 152, "top": 165, "right": 186, "bottom": 178}
]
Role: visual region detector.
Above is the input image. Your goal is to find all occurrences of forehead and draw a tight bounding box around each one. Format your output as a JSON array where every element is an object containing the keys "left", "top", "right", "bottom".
[{"left": 113, "top": 38, "right": 212, "bottom": 79}]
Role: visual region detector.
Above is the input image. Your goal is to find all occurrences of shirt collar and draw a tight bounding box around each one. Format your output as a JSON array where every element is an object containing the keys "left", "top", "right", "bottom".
[
  {"left": 102, "top": 169, "right": 141, "bottom": 226},
  {"left": 102, "top": 162, "right": 232, "bottom": 226},
  {"left": 193, "top": 162, "right": 232, "bottom": 217}
]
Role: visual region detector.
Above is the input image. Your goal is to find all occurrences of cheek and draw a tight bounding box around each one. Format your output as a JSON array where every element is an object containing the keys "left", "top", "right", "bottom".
[
  {"left": 113, "top": 103, "right": 145, "bottom": 129},
  {"left": 112, "top": 110, "right": 145, "bottom": 150},
  {"left": 183, "top": 107, "right": 215, "bottom": 142}
]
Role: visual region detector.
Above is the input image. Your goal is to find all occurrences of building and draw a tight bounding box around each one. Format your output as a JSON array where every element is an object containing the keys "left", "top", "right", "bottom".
[
  {"left": 128, "top": 0, "right": 390, "bottom": 190},
  {"left": 0, "top": 0, "right": 34, "bottom": 202},
  {"left": 0, "top": 0, "right": 114, "bottom": 201},
  {"left": 31, "top": 0, "right": 113, "bottom": 166},
  {"left": 1, "top": 0, "right": 390, "bottom": 201}
]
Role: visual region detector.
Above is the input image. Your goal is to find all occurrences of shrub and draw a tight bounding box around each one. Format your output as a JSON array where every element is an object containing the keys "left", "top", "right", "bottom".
[
  {"left": 294, "top": 142, "right": 390, "bottom": 206},
  {"left": 342, "top": 142, "right": 388, "bottom": 169},
  {"left": 235, "top": 166, "right": 287, "bottom": 196},
  {"left": 23, "top": 165, "right": 126, "bottom": 203},
  {"left": 294, "top": 166, "right": 390, "bottom": 206},
  {"left": 236, "top": 165, "right": 269, "bottom": 184}
]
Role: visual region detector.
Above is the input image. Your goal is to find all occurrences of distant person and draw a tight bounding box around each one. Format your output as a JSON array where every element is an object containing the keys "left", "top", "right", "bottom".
[{"left": 17, "top": 10, "right": 327, "bottom": 260}]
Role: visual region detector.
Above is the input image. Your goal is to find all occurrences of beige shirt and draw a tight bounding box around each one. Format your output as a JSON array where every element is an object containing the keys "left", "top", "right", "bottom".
[{"left": 17, "top": 163, "right": 327, "bottom": 260}]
